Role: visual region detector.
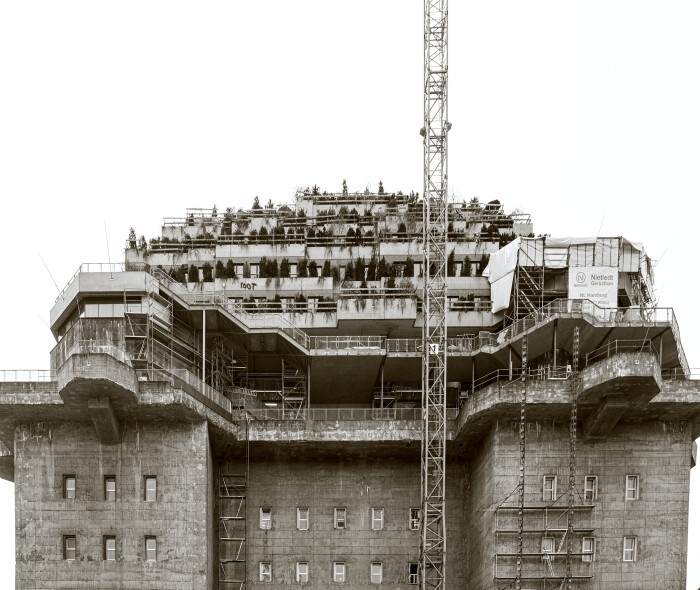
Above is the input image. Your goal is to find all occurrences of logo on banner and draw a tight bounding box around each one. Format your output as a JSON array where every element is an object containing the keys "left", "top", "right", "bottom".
[{"left": 576, "top": 271, "right": 586, "bottom": 283}]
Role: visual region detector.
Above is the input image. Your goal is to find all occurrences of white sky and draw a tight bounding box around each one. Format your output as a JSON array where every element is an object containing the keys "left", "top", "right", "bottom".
[{"left": 0, "top": 1, "right": 699, "bottom": 587}]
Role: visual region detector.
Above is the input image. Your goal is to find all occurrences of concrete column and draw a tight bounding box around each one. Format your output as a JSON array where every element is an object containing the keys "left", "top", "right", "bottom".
[
  {"left": 471, "top": 357, "right": 476, "bottom": 395},
  {"left": 552, "top": 320, "right": 558, "bottom": 369}
]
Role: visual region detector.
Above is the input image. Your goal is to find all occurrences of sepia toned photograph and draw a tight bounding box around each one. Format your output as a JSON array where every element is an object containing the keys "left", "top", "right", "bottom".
[{"left": 0, "top": 1, "right": 698, "bottom": 588}]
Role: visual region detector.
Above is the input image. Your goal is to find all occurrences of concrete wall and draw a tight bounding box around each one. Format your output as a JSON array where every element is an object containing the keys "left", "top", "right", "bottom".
[
  {"left": 468, "top": 419, "right": 693, "bottom": 590},
  {"left": 14, "top": 419, "right": 212, "bottom": 590},
  {"left": 219, "top": 455, "right": 470, "bottom": 589}
]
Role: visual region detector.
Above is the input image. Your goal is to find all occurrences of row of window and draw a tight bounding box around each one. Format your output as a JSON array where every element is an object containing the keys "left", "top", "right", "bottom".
[
  {"left": 260, "top": 507, "right": 421, "bottom": 531},
  {"left": 543, "top": 475, "right": 639, "bottom": 502},
  {"left": 62, "top": 535, "right": 157, "bottom": 562},
  {"left": 62, "top": 475, "right": 157, "bottom": 501},
  {"left": 259, "top": 561, "right": 419, "bottom": 584},
  {"left": 541, "top": 536, "right": 638, "bottom": 562}
]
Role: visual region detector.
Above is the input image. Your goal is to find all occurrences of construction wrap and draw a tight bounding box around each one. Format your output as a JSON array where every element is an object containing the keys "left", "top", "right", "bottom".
[{"left": 483, "top": 237, "right": 520, "bottom": 313}]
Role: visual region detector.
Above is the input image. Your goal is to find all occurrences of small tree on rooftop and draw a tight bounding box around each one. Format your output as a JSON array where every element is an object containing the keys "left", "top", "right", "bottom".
[
  {"left": 354, "top": 257, "right": 365, "bottom": 281},
  {"left": 342, "top": 179, "right": 348, "bottom": 195},
  {"left": 226, "top": 259, "right": 237, "bottom": 279},
  {"left": 447, "top": 250, "right": 456, "bottom": 277},
  {"left": 259, "top": 226, "right": 268, "bottom": 237},
  {"left": 404, "top": 256, "right": 414, "bottom": 277},
  {"left": 332, "top": 265, "right": 340, "bottom": 281},
  {"left": 202, "top": 262, "right": 213, "bottom": 282},
  {"left": 366, "top": 257, "right": 377, "bottom": 281},
  {"left": 242, "top": 262, "right": 251, "bottom": 278},
  {"left": 345, "top": 260, "right": 355, "bottom": 281},
  {"left": 298, "top": 258, "right": 308, "bottom": 278},
  {"left": 378, "top": 180, "right": 384, "bottom": 195},
  {"left": 188, "top": 264, "right": 199, "bottom": 283},
  {"left": 322, "top": 260, "right": 331, "bottom": 278},
  {"left": 259, "top": 257, "right": 269, "bottom": 278},
  {"left": 308, "top": 260, "right": 318, "bottom": 277},
  {"left": 478, "top": 254, "right": 489, "bottom": 275},
  {"left": 461, "top": 257, "right": 471, "bottom": 277},
  {"left": 268, "top": 258, "right": 279, "bottom": 278},
  {"left": 252, "top": 196, "right": 261, "bottom": 210},
  {"left": 280, "top": 258, "right": 291, "bottom": 278}
]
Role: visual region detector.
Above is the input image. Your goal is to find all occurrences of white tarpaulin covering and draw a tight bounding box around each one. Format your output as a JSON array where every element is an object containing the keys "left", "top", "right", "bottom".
[
  {"left": 483, "top": 237, "right": 520, "bottom": 313},
  {"left": 483, "top": 236, "right": 648, "bottom": 314}
]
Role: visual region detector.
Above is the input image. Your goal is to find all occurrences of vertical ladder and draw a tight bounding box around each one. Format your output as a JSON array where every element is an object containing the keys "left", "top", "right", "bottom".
[
  {"left": 219, "top": 473, "right": 247, "bottom": 590},
  {"left": 516, "top": 336, "right": 528, "bottom": 590},
  {"left": 565, "top": 327, "right": 580, "bottom": 588}
]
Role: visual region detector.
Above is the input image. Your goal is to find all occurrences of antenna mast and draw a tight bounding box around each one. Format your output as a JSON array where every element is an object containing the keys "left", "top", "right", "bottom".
[{"left": 420, "top": 0, "right": 449, "bottom": 588}]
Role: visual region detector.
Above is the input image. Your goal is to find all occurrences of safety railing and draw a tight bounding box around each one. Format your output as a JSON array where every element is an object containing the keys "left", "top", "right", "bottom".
[
  {"left": 55, "top": 262, "right": 128, "bottom": 302},
  {"left": 584, "top": 340, "right": 659, "bottom": 367},
  {"left": 386, "top": 339, "right": 421, "bottom": 353},
  {"left": 662, "top": 368, "right": 700, "bottom": 381},
  {"left": 467, "top": 366, "right": 573, "bottom": 395},
  {"left": 309, "top": 336, "right": 384, "bottom": 351},
  {"left": 0, "top": 370, "right": 56, "bottom": 382},
  {"left": 242, "top": 407, "right": 460, "bottom": 421},
  {"left": 136, "top": 368, "right": 232, "bottom": 414}
]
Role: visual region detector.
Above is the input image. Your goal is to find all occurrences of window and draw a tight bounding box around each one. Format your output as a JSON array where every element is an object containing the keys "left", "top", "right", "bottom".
[
  {"left": 63, "top": 475, "right": 76, "bottom": 499},
  {"left": 103, "top": 536, "right": 116, "bottom": 561},
  {"left": 623, "top": 536, "right": 637, "bottom": 561},
  {"left": 582, "top": 537, "right": 595, "bottom": 562},
  {"left": 250, "top": 263, "right": 260, "bottom": 278},
  {"left": 260, "top": 561, "right": 272, "bottom": 582},
  {"left": 372, "top": 508, "right": 384, "bottom": 531},
  {"left": 260, "top": 508, "right": 272, "bottom": 530},
  {"left": 296, "top": 561, "right": 309, "bottom": 583},
  {"left": 290, "top": 263, "right": 298, "bottom": 278},
  {"left": 626, "top": 475, "right": 639, "bottom": 500},
  {"left": 297, "top": 508, "right": 309, "bottom": 531},
  {"left": 371, "top": 562, "right": 383, "bottom": 584},
  {"left": 409, "top": 508, "right": 420, "bottom": 531},
  {"left": 145, "top": 476, "right": 157, "bottom": 501},
  {"left": 333, "top": 562, "right": 346, "bottom": 583},
  {"left": 63, "top": 535, "right": 76, "bottom": 560},
  {"left": 334, "top": 508, "right": 346, "bottom": 529},
  {"left": 543, "top": 476, "right": 557, "bottom": 502},
  {"left": 104, "top": 476, "right": 116, "bottom": 501},
  {"left": 584, "top": 476, "right": 598, "bottom": 502},
  {"left": 541, "top": 537, "right": 555, "bottom": 560},
  {"left": 145, "top": 536, "right": 157, "bottom": 562},
  {"left": 408, "top": 563, "right": 418, "bottom": 584}
]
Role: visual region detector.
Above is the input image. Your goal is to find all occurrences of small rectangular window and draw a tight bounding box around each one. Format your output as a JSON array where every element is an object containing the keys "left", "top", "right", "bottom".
[
  {"left": 296, "top": 561, "right": 309, "bottom": 583},
  {"left": 63, "top": 475, "right": 76, "bottom": 499},
  {"left": 333, "top": 561, "right": 346, "bottom": 583},
  {"left": 582, "top": 536, "right": 595, "bottom": 562},
  {"left": 626, "top": 475, "right": 639, "bottom": 500},
  {"left": 408, "top": 562, "right": 418, "bottom": 584},
  {"left": 584, "top": 476, "right": 598, "bottom": 502},
  {"left": 543, "top": 475, "right": 557, "bottom": 502},
  {"left": 145, "top": 536, "right": 157, "bottom": 562},
  {"left": 145, "top": 476, "right": 157, "bottom": 501},
  {"left": 541, "top": 536, "right": 555, "bottom": 560},
  {"left": 103, "top": 536, "right": 116, "bottom": 561},
  {"left": 290, "top": 263, "right": 298, "bottom": 278},
  {"left": 623, "top": 536, "right": 637, "bottom": 561},
  {"left": 63, "top": 535, "right": 76, "bottom": 560},
  {"left": 334, "top": 508, "right": 346, "bottom": 529},
  {"left": 260, "top": 561, "right": 272, "bottom": 582},
  {"left": 372, "top": 508, "right": 384, "bottom": 531},
  {"left": 104, "top": 476, "right": 116, "bottom": 502},
  {"left": 250, "top": 264, "right": 260, "bottom": 278},
  {"left": 371, "top": 562, "right": 383, "bottom": 584},
  {"left": 409, "top": 508, "right": 420, "bottom": 531},
  {"left": 297, "top": 508, "right": 309, "bottom": 531},
  {"left": 260, "top": 508, "right": 272, "bottom": 530}
]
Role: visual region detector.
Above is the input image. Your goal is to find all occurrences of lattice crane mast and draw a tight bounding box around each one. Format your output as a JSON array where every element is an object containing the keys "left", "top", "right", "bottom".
[{"left": 420, "top": 0, "right": 449, "bottom": 588}]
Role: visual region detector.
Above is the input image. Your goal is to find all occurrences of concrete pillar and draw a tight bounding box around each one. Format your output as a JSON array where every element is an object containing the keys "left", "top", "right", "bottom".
[{"left": 202, "top": 309, "right": 206, "bottom": 383}]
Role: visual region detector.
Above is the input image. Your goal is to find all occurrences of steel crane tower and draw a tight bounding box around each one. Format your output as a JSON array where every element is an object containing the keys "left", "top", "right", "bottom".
[{"left": 420, "top": 0, "right": 449, "bottom": 588}]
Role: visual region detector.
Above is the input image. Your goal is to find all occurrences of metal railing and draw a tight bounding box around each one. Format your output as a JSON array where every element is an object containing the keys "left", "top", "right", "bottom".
[
  {"left": 662, "top": 368, "right": 700, "bottom": 381},
  {"left": 310, "top": 336, "right": 384, "bottom": 351},
  {"left": 242, "top": 407, "right": 460, "bottom": 421},
  {"left": 584, "top": 340, "right": 659, "bottom": 367},
  {"left": 55, "top": 262, "right": 128, "bottom": 302},
  {"left": 52, "top": 339, "right": 131, "bottom": 369},
  {"left": 136, "top": 368, "right": 232, "bottom": 414},
  {"left": 0, "top": 370, "right": 56, "bottom": 382}
]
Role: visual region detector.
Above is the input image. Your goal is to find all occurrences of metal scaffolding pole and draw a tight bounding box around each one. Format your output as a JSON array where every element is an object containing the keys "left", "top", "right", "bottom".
[{"left": 420, "top": 0, "right": 449, "bottom": 588}]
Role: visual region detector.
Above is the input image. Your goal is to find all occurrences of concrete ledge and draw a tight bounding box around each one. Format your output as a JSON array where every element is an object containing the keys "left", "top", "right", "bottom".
[
  {"left": 57, "top": 354, "right": 138, "bottom": 406},
  {"left": 579, "top": 351, "right": 661, "bottom": 406}
]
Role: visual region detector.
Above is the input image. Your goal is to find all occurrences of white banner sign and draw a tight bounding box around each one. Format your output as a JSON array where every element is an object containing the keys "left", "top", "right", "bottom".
[{"left": 568, "top": 266, "right": 618, "bottom": 308}]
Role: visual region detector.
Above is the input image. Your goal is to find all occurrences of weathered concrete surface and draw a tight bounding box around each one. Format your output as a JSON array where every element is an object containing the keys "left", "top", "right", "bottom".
[
  {"left": 14, "top": 419, "right": 212, "bottom": 590},
  {"left": 87, "top": 396, "right": 120, "bottom": 444},
  {"left": 579, "top": 351, "right": 661, "bottom": 406},
  {"left": 583, "top": 394, "right": 628, "bottom": 440},
  {"left": 57, "top": 353, "right": 138, "bottom": 406}
]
